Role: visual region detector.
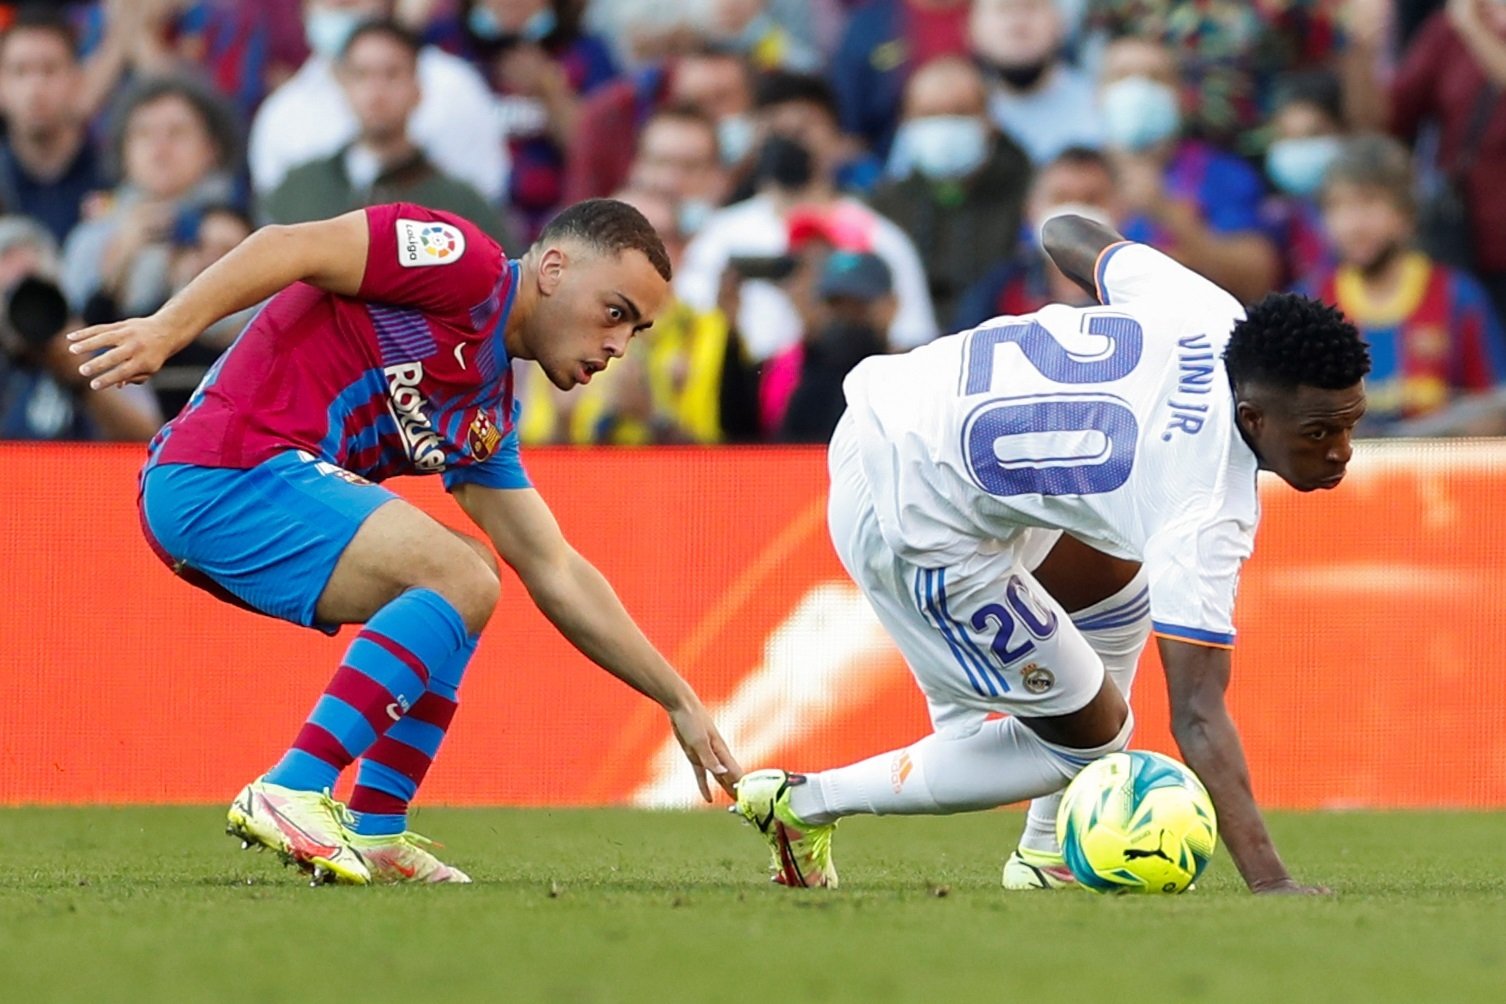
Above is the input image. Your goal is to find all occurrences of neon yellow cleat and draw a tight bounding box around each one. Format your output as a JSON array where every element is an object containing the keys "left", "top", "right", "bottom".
[
  {"left": 732, "top": 769, "right": 838, "bottom": 888},
  {"left": 226, "top": 780, "right": 371, "bottom": 885},
  {"left": 1002, "top": 846, "right": 1079, "bottom": 890},
  {"left": 346, "top": 831, "right": 472, "bottom": 884}
]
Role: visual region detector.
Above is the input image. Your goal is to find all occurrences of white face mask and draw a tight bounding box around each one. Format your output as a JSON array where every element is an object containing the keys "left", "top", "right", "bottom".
[
  {"left": 305, "top": 6, "right": 365, "bottom": 60},
  {"left": 716, "top": 115, "right": 755, "bottom": 166},
  {"left": 1265, "top": 135, "right": 1343, "bottom": 198},
  {"left": 892, "top": 116, "right": 990, "bottom": 181},
  {"left": 676, "top": 197, "right": 715, "bottom": 236},
  {"left": 1101, "top": 76, "right": 1180, "bottom": 151}
]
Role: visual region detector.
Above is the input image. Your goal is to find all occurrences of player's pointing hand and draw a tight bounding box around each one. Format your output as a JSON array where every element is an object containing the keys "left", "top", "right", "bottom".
[
  {"left": 67, "top": 316, "right": 180, "bottom": 390},
  {"left": 668, "top": 697, "right": 742, "bottom": 802}
]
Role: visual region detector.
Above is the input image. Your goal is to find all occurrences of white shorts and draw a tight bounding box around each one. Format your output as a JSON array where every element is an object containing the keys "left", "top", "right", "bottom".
[{"left": 827, "top": 413, "right": 1106, "bottom": 735}]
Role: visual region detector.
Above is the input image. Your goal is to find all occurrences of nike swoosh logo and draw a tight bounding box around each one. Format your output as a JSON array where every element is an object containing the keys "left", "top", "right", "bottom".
[
  {"left": 386, "top": 703, "right": 403, "bottom": 721},
  {"left": 454, "top": 343, "right": 467, "bottom": 370}
]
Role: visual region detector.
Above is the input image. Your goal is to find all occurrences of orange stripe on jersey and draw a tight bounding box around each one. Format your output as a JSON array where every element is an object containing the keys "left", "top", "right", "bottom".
[{"left": 1093, "top": 241, "right": 1134, "bottom": 304}]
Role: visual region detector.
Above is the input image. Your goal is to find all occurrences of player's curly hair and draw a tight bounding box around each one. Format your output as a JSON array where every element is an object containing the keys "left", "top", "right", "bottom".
[
  {"left": 537, "top": 198, "right": 673, "bottom": 282},
  {"left": 1223, "top": 292, "right": 1370, "bottom": 392}
]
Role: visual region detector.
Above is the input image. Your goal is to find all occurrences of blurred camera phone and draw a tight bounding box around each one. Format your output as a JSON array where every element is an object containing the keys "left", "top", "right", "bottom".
[{"left": 729, "top": 254, "right": 799, "bottom": 282}]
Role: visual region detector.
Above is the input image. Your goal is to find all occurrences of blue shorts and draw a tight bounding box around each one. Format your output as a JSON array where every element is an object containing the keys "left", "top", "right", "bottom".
[{"left": 139, "top": 451, "right": 398, "bottom": 632}]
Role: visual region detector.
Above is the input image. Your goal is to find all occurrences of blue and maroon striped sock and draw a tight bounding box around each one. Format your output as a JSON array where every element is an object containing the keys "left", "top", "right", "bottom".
[
  {"left": 263, "top": 588, "right": 468, "bottom": 794},
  {"left": 346, "top": 634, "right": 478, "bottom": 836}
]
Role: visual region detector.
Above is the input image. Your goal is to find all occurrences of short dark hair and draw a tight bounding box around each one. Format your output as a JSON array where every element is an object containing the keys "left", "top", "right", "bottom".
[
  {"left": 1045, "top": 145, "right": 1114, "bottom": 178},
  {"left": 1224, "top": 292, "right": 1371, "bottom": 392},
  {"left": 110, "top": 74, "right": 242, "bottom": 177},
  {"left": 537, "top": 198, "right": 672, "bottom": 281},
  {"left": 340, "top": 18, "right": 422, "bottom": 64},
  {"left": 1271, "top": 70, "right": 1344, "bottom": 126},
  {"left": 0, "top": 6, "right": 79, "bottom": 63},
  {"left": 754, "top": 70, "right": 840, "bottom": 126}
]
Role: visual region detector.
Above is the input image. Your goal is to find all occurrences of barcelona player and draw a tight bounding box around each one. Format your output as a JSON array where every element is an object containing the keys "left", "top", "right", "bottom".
[{"left": 69, "top": 199, "right": 740, "bottom": 884}]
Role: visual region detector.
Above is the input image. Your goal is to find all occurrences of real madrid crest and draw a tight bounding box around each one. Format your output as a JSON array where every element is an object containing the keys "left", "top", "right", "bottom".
[{"left": 1021, "top": 663, "right": 1055, "bottom": 694}]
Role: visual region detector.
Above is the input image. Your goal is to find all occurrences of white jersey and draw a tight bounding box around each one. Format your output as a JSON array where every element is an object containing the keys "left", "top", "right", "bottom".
[{"left": 842, "top": 242, "right": 1259, "bottom": 648}]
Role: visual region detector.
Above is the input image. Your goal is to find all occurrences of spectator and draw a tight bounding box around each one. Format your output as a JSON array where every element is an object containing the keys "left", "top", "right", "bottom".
[
  {"left": 627, "top": 103, "right": 730, "bottom": 238},
  {"left": 1084, "top": 0, "right": 1388, "bottom": 153},
  {"left": 830, "top": 0, "right": 972, "bottom": 155},
  {"left": 970, "top": 0, "right": 1102, "bottom": 164},
  {"left": 460, "top": 0, "right": 618, "bottom": 239},
  {"left": 1099, "top": 34, "right": 1280, "bottom": 303},
  {"left": 1391, "top": 0, "right": 1506, "bottom": 320},
  {"left": 249, "top": 0, "right": 506, "bottom": 204},
  {"left": 0, "top": 215, "right": 160, "bottom": 440},
  {"left": 1308, "top": 134, "right": 1506, "bottom": 435},
  {"left": 870, "top": 56, "right": 1031, "bottom": 328},
  {"left": 675, "top": 83, "right": 937, "bottom": 361},
  {"left": 61, "top": 75, "right": 239, "bottom": 320},
  {"left": 152, "top": 203, "right": 254, "bottom": 418},
  {"left": 1260, "top": 70, "right": 1344, "bottom": 290},
  {"left": 751, "top": 69, "right": 881, "bottom": 197},
  {"left": 0, "top": 9, "right": 104, "bottom": 245},
  {"left": 74, "top": 0, "right": 287, "bottom": 120},
  {"left": 953, "top": 145, "right": 1121, "bottom": 329},
  {"left": 771, "top": 250, "right": 895, "bottom": 443},
  {"left": 563, "top": 44, "right": 755, "bottom": 205},
  {"left": 260, "top": 20, "right": 508, "bottom": 244}
]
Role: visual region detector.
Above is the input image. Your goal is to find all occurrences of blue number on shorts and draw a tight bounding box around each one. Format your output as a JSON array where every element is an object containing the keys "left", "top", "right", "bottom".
[
  {"left": 960, "top": 313, "right": 1143, "bottom": 498},
  {"left": 971, "top": 576, "right": 1061, "bottom": 667}
]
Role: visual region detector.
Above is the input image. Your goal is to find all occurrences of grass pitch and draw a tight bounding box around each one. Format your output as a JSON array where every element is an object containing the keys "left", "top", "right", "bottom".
[{"left": 3, "top": 807, "right": 1504, "bottom": 1003}]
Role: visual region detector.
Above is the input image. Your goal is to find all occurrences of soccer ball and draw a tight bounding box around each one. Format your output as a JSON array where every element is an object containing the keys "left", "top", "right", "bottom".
[{"left": 1056, "top": 750, "right": 1218, "bottom": 894}]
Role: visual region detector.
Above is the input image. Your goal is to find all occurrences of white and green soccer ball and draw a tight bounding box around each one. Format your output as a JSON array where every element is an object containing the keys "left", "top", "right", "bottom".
[{"left": 1056, "top": 750, "right": 1218, "bottom": 894}]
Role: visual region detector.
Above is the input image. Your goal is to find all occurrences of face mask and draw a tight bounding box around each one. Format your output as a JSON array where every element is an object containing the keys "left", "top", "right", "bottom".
[
  {"left": 676, "top": 198, "right": 715, "bottom": 236},
  {"left": 993, "top": 60, "right": 1051, "bottom": 91},
  {"left": 304, "top": 7, "right": 363, "bottom": 60},
  {"left": 1265, "top": 135, "right": 1342, "bottom": 198},
  {"left": 755, "top": 135, "right": 814, "bottom": 190},
  {"left": 893, "top": 116, "right": 989, "bottom": 181},
  {"left": 468, "top": 5, "right": 556, "bottom": 43},
  {"left": 716, "top": 114, "right": 755, "bottom": 165},
  {"left": 1101, "top": 76, "right": 1180, "bottom": 151}
]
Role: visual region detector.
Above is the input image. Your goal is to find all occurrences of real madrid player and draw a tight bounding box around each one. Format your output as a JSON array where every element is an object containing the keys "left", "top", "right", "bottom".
[
  {"left": 734, "top": 215, "right": 1368, "bottom": 895},
  {"left": 69, "top": 199, "right": 739, "bottom": 884}
]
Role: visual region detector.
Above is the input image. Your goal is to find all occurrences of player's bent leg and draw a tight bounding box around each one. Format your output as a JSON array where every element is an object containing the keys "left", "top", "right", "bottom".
[
  {"left": 313, "top": 500, "right": 500, "bottom": 634},
  {"left": 1011, "top": 567, "right": 1151, "bottom": 889},
  {"left": 322, "top": 524, "right": 497, "bottom": 882}
]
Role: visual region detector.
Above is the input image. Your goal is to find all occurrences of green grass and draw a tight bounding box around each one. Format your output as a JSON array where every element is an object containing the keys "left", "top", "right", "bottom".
[{"left": 3, "top": 808, "right": 1504, "bottom": 1003}]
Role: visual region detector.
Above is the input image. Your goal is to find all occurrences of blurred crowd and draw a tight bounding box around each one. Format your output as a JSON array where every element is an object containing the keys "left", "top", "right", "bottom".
[{"left": 1, "top": 0, "right": 1504, "bottom": 445}]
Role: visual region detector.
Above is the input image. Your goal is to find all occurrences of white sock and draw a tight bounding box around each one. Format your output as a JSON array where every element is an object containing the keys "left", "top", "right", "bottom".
[
  {"left": 787, "top": 713, "right": 1133, "bottom": 826},
  {"left": 1019, "top": 571, "right": 1150, "bottom": 856}
]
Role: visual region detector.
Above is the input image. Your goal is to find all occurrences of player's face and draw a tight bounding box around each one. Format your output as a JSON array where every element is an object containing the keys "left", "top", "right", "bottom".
[
  {"left": 529, "top": 245, "right": 669, "bottom": 390},
  {"left": 1241, "top": 383, "right": 1367, "bottom": 492}
]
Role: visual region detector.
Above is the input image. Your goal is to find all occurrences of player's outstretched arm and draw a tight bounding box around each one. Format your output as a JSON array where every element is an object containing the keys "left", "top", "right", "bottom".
[
  {"left": 1158, "top": 637, "right": 1330, "bottom": 895},
  {"left": 67, "top": 211, "right": 371, "bottom": 390},
  {"left": 1041, "top": 214, "right": 1127, "bottom": 301},
  {"left": 452, "top": 482, "right": 742, "bottom": 801}
]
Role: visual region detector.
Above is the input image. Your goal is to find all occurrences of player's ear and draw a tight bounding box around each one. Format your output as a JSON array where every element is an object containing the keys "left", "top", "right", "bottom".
[
  {"left": 537, "top": 246, "right": 567, "bottom": 296},
  {"left": 1235, "top": 398, "right": 1264, "bottom": 439}
]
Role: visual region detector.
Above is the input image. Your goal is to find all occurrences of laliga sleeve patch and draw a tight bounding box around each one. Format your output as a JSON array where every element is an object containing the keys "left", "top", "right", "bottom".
[{"left": 395, "top": 218, "right": 466, "bottom": 267}]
